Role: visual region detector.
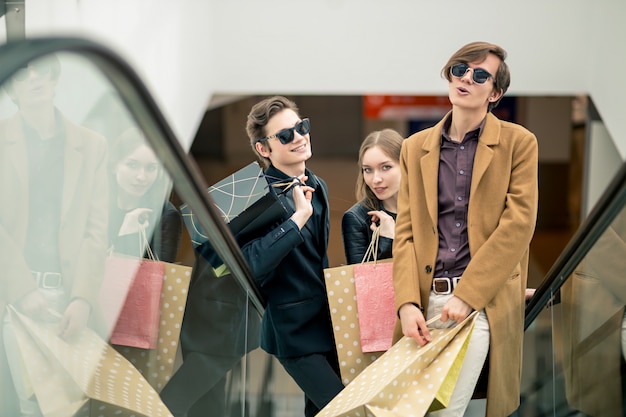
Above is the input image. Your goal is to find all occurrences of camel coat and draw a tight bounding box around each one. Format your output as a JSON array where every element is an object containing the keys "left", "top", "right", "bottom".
[
  {"left": 392, "top": 112, "right": 538, "bottom": 417},
  {"left": 0, "top": 111, "right": 109, "bottom": 414}
]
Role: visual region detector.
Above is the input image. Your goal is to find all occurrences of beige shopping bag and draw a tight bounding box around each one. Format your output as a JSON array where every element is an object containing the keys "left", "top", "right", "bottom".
[
  {"left": 317, "top": 312, "right": 478, "bottom": 417},
  {"left": 6, "top": 305, "right": 174, "bottom": 417},
  {"left": 324, "top": 260, "right": 391, "bottom": 385}
]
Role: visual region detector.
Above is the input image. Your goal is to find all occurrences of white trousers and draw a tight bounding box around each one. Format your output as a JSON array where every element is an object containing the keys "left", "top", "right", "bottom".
[
  {"left": 426, "top": 292, "right": 490, "bottom": 417},
  {"left": 3, "top": 315, "right": 44, "bottom": 417},
  {"left": 3, "top": 287, "right": 67, "bottom": 417}
]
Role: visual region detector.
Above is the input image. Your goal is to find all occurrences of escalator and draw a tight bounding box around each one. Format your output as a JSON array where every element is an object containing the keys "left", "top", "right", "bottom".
[
  {"left": 519, "top": 161, "right": 626, "bottom": 416},
  {"left": 1, "top": 37, "right": 625, "bottom": 417},
  {"left": 0, "top": 37, "right": 267, "bottom": 417}
]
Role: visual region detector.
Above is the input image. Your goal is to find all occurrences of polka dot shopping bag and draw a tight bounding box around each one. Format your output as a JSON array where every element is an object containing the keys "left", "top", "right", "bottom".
[
  {"left": 317, "top": 312, "right": 478, "bottom": 417},
  {"left": 6, "top": 305, "right": 176, "bottom": 417}
]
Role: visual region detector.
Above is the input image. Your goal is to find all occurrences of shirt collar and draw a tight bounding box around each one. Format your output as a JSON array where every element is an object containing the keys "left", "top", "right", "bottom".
[
  {"left": 441, "top": 112, "right": 485, "bottom": 145},
  {"left": 265, "top": 165, "right": 318, "bottom": 188}
]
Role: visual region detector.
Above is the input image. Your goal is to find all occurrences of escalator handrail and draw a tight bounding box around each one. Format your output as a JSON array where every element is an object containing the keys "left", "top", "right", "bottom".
[
  {"left": 0, "top": 37, "right": 266, "bottom": 314},
  {"left": 525, "top": 160, "right": 626, "bottom": 328}
]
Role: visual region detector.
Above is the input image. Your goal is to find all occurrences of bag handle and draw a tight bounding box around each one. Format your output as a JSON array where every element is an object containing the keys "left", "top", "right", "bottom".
[
  {"left": 426, "top": 314, "right": 441, "bottom": 326},
  {"left": 269, "top": 176, "right": 304, "bottom": 195},
  {"left": 139, "top": 223, "right": 159, "bottom": 261},
  {"left": 425, "top": 310, "right": 478, "bottom": 327},
  {"left": 360, "top": 226, "right": 381, "bottom": 264}
]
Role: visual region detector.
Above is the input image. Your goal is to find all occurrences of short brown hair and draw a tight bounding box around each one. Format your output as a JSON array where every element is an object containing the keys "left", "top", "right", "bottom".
[
  {"left": 441, "top": 41, "right": 510, "bottom": 112},
  {"left": 356, "top": 129, "right": 404, "bottom": 211},
  {"left": 246, "top": 96, "right": 299, "bottom": 170}
]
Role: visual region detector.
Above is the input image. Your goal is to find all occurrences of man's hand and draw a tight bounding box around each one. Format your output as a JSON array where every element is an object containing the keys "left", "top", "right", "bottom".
[
  {"left": 17, "top": 290, "right": 48, "bottom": 319},
  {"left": 399, "top": 302, "right": 431, "bottom": 346},
  {"left": 289, "top": 176, "right": 314, "bottom": 229},
  {"left": 57, "top": 298, "right": 91, "bottom": 340},
  {"left": 440, "top": 295, "right": 472, "bottom": 323}
]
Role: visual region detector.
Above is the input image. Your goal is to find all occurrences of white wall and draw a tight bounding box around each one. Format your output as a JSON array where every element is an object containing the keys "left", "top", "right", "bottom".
[
  {"left": 2, "top": 0, "right": 624, "bottom": 159},
  {"left": 585, "top": 121, "right": 622, "bottom": 214}
]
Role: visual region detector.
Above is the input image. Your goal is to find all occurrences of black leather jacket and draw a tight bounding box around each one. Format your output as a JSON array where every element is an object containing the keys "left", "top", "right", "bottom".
[
  {"left": 341, "top": 200, "right": 395, "bottom": 265},
  {"left": 109, "top": 201, "right": 182, "bottom": 263}
]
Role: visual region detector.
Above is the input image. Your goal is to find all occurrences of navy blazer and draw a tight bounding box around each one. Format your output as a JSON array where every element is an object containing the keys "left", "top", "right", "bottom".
[{"left": 241, "top": 165, "right": 334, "bottom": 359}]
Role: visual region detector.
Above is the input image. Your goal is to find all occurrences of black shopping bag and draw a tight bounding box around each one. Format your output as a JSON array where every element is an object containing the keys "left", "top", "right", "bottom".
[{"left": 181, "top": 162, "right": 293, "bottom": 248}]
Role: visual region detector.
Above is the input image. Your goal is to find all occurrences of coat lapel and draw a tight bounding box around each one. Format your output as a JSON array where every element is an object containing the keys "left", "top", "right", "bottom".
[
  {"left": 4, "top": 116, "right": 29, "bottom": 199},
  {"left": 60, "top": 116, "right": 83, "bottom": 222},
  {"left": 421, "top": 120, "right": 444, "bottom": 229},
  {"left": 471, "top": 113, "right": 500, "bottom": 196},
  {"left": 3, "top": 116, "right": 29, "bottom": 235}
]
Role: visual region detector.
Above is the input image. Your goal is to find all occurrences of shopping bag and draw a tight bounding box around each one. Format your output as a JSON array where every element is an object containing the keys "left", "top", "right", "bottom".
[
  {"left": 100, "top": 256, "right": 165, "bottom": 349},
  {"left": 353, "top": 261, "right": 395, "bottom": 352},
  {"left": 180, "top": 161, "right": 293, "bottom": 249},
  {"left": 5, "top": 305, "right": 174, "bottom": 417},
  {"left": 353, "top": 227, "right": 396, "bottom": 352},
  {"left": 112, "top": 261, "right": 192, "bottom": 392},
  {"left": 317, "top": 312, "right": 478, "bottom": 417},
  {"left": 324, "top": 261, "right": 389, "bottom": 385}
]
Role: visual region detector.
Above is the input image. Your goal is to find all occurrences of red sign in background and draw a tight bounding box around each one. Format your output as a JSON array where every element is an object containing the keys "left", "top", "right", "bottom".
[
  {"left": 364, "top": 94, "right": 517, "bottom": 126},
  {"left": 363, "top": 95, "right": 451, "bottom": 120}
]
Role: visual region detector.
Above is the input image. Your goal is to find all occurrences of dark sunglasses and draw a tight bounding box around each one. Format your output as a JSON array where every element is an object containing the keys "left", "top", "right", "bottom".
[
  {"left": 450, "top": 63, "right": 493, "bottom": 84},
  {"left": 257, "top": 118, "right": 311, "bottom": 145},
  {"left": 13, "top": 61, "right": 53, "bottom": 82}
]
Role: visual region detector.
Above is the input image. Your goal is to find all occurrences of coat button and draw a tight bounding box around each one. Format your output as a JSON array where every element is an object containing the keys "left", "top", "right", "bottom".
[{"left": 425, "top": 265, "right": 432, "bottom": 274}]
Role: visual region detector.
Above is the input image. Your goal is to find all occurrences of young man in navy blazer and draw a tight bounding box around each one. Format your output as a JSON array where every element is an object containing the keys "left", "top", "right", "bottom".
[{"left": 243, "top": 95, "right": 343, "bottom": 417}]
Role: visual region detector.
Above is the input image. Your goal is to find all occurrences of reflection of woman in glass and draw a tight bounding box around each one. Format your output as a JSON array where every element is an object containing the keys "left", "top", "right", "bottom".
[{"left": 108, "top": 127, "right": 182, "bottom": 262}]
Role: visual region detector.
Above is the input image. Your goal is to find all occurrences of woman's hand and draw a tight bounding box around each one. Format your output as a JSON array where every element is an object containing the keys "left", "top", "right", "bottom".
[
  {"left": 368, "top": 210, "right": 395, "bottom": 239},
  {"left": 289, "top": 176, "right": 314, "bottom": 229},
  {"left": 119, "top": 207, "right": 153, "bottom": 236}
]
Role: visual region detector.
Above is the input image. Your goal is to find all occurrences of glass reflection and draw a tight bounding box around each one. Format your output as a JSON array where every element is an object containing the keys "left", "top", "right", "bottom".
[
  {"left": 0, "top": 52, "right": 186, "bottom": 417},
  {"left": 160, "top": 245, "right": 261, "bottom": 417},
  {"left": 0, "top": 53, "right": 110, "bottom": 416},
  {"left": 0, "top": 49, "right": 267, "bottom": 417},
  {"left": 560, "top": 205, "right": 626, "bottom": 417},
  {"left": 107, "top": 126, "right": 178, "bottom": 262}
]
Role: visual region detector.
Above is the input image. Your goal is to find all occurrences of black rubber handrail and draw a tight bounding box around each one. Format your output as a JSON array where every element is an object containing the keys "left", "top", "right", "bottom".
[
  {"left": 0, "top": 37, "right": 266, "bottom": 314},
  {"left": 525, "top": 160, "right": 626, "bottom": 328}
]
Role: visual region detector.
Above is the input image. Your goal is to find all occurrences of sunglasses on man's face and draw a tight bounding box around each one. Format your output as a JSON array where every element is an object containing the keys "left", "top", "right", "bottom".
[
  {"left": 257, "top": 118, "right": 311, "bottom": 145},
  {"left": 450, "top": 63, "right": 493, "bottom": 84},
  {"left": 13, "top": 61, "right": 53, "bottom": 82}
]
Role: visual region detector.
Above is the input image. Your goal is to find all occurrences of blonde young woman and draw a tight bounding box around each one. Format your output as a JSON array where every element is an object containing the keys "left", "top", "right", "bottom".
[
  {"left": 108, "top": 127, "right": 181, "bottom": 263},
  {"left": 341, "top": 129, "right": 404, "bottom": 264}
]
